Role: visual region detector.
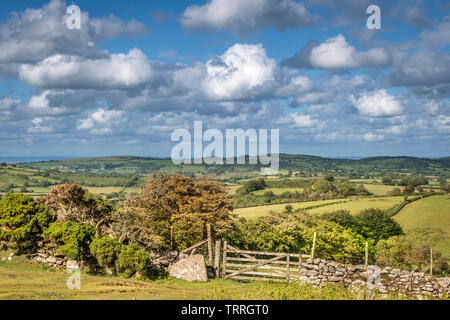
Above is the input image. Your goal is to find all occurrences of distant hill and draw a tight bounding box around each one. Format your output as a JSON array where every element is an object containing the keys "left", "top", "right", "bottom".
[{"left": 15, "top": 154, "right": 450, "bottom": 176}]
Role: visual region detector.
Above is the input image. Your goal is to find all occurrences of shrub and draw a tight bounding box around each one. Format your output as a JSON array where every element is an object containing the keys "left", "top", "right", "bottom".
[
  {"left": 354, "top": 209, "right": 403, "bottom": 243},
  {"left": 376, "top": 236, "right": 449, "bottom": 276},
  {"left": 90, "top": 237, "right": 123, "bottom": 271},
  {"left": 0, "top": 193, "right": 52, "bottom": 251},
  {"left": 116, "top": 243, "right": 151, "bottom": 277},
  {"left": 43, "top": 221, "right": 95, "bottom": 260}
]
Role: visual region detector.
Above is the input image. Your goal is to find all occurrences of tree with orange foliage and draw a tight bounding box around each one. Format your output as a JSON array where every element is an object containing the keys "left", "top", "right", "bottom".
[
  {"left": 112, "top": 173, "right": 235, "bottom": 251},
  {"left": 39, "top": 183, "right": 112, "bottom": 236}
]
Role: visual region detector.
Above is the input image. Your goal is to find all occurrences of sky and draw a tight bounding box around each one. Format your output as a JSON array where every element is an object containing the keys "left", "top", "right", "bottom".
[{"left": 0, "top": 0, "right": 449, "bottom": 159}]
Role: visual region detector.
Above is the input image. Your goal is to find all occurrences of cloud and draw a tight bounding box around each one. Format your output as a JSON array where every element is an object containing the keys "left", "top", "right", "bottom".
[
  {"left": 433, "top": 115, "right": 450, "bottom": 134},
  {"left": 18, "top": 49, "right": 153, "bottom": 90},
  {"left": 350, "top": 90, "right": 403, "bottom": 117},
  {"left": 363, "top": 132, "right": 385, "bottom": 142},
  {"left": 0, "top": 0, "right": 148, "bottom": 64},
  {"left": 202, "top": 43, "right": 277, "bottom": 100},
  {"left": 27, "top": 117, "right": 54, "bottom": 134},
  {"left": 282, "top": 34, "right": 389, "bottom": 69},
  {"left": 181, "top": 0, "right": 315, "bottom": 33},
  {"left": 291, "top": 113, "right": 319, "bottom": 127},
  {"left": 389, "top": 52, "right": 450, "bottom": 88},
  {"left": 77, "top": 108, "right": 125, "bottom": 135}
]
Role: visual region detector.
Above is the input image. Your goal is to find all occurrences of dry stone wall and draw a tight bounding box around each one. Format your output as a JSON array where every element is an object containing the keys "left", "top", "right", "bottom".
[{"left": 298, "top": 258, "right": 449, "bottom": 299}]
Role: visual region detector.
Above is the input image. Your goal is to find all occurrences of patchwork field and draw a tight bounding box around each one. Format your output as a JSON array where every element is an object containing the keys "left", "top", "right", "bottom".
[
  {"left": 235, "top": 199, "right": 353, "bottom": 219},
  {"left": 252, "top": 187, "right": 305, "bottom": 196},
  {"left": 362, "top": 184, "right": 397, "bottom": 196},
  {"left": 234, "top": 196, "right": 405, "bottom": 219},
  {"left": 306, "top": 197, "right": 405, "bottom": 215},
  {"left": 394, "top": 195, "right": 450, "bottom": 258}
]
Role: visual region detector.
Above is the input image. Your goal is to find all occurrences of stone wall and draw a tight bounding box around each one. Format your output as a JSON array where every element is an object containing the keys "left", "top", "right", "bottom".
[
  {"left": 29, "top": 248, "right": 79, "bottom": 269},
  {"left": 298, "top": 258, "right": 449, "bottom": 299}
]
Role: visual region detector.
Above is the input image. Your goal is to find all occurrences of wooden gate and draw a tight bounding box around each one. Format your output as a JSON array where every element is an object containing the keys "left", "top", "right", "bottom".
[{"left": 221, "top": 242, "right": 311, "bottom": 283}]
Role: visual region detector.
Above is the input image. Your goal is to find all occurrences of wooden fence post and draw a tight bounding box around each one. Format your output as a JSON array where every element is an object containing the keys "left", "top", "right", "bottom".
[
  {"left": 286, "top": 254, "right": 290, "bottom": 283},
  {"left": 170, "top": 226, "right": 174, "bottom": 249},
  {"left": 298, "top": 255, "right": 302, "bottom": 279},
  {"left": 430, "top": 248, "right": 433, "bottom": 276},
  {"left": 214, "top": 240, "right": 221, "bottom": 278},
  {"left": 365, "top": 241, "right": 369, "bottom": 269},
  {"left": 222, "top": 241, "right": 227, "bottom": 278},
  {"left": 207, "top": 224, "right": 213, "bottom": 266},
  {"left": 311, "top": 232, "right": 317, "bottom": 259}
]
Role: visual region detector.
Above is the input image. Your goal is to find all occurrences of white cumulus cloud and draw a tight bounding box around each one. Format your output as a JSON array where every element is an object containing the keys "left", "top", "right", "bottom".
[
  {"left": 351, "top": 90, "right": 403, "bottom": 117},
  {"left": 202, "top": 43, "right": 277, "bottom": 100},
  {"left": 181, "top": 0, "right": 314, "bottom": 33},
  {"left": 18, "top": 49, "right": 153, "bottom": 90}
]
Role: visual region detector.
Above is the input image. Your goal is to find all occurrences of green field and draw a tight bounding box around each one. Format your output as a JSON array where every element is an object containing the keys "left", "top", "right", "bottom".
[
  {"left": 234, "top": 199, "right": 353, "bottom": 219},
  {"left": 252, "top": 187, "right": 305, "bottom": 196},
  {"left": 394, "top": 195, "right": 450, "bottom": 258},
  {"left": 234, "top": 196, "right": 406, "bottom": 219},
  {"left": 306, "top": 197, "right": 405, "bottom": 215},
  {"left": 362, "top": 184, "right": 397, "bottom": 196}
]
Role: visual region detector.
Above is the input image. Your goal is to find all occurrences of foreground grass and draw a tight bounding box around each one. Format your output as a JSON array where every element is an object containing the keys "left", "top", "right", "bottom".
[{"left": 0, "top": 253, "right": 409, "bottom": 300}]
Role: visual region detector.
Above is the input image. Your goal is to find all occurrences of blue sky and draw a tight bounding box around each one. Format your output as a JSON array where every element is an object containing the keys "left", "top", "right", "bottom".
[{"left": 0, "top": 0, "right": 449, "bottom": 158}]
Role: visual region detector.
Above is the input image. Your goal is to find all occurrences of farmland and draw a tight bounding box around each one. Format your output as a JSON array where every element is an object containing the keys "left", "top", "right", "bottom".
[
  {"left": 234, "top": 196, "right": 406, "bottom": 219},
  {"left": 394, "top": 195, "right": 450, "bottom": 258}
]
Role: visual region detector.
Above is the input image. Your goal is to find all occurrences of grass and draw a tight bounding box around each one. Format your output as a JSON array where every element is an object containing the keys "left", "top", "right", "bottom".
[
  {"left": 394, "top": 195, "right": 450, "bottom": 259},
  {"left": 235, "top": 196, "right": 406, "bottom": 219},
  {"left": 252, "top": 187, "right": 305, "bottom": 196},
  {"left": 234, "top": 199, "right": 351, "bottom": 219},
  {"left": 0, "top": 252, "right": 409, "bottom": 300},
  {"left": 306, "top": 196, "right": 405, "bottom": 215},
  {"left": 362, "top": 184, "right": 397, "bottom": 196}
]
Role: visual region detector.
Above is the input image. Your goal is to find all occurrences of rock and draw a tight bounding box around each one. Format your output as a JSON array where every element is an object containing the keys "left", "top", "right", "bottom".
[
  {"left": 46, "top": 256, "right": 57, "bottom": 264},
  {"left": 168, "top": 255, "right": 208, "bottom": 282},
  {"left": 66, "top": 260, "right": 79, "bottom": 269},
  {"left": 306, "top": 269, "right": 319, "bottom": 276}
]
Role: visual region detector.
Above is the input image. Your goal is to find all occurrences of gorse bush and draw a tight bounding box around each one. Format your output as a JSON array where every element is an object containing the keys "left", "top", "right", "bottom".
[
  {"left": 116, "top": 243, "right": 151, "bottom": 277},
  {"left": 89, "top": 236, "right": 122, "bottom": 271},
  {"left": 0, "top": 194, "right": 52, "bottom": 251},
  {"left": 43, "top": 221, "right": 95, "bottom": 260},
  {"left": 90, "top": 237, "right": 152, "bottom": 277}
]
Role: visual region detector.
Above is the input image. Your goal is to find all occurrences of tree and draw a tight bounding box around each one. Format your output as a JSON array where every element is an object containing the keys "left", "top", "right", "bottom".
[
  {"left": 39, "top": 183, "right": 112, "bottom": 235},
  {"left": 354, "top": 209, "right": 403, "bottom": 243},
  {"left": 381, "top": 176, "right": 393, "bottom": 185},
  {"left": 0, "top": 194, "right": 52, "bottom": 251},
  {"left": 324, "top": 174, "right": 334, "bottom": 182},
  {"left": 0, "top": 162, "right": 7, "bottom": 167},
  {"left": 112, "top": 173, "right": 235, "bottom": 250},
  {"left": 284, "top": 204, "right": 293, "bottom": 214}
]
